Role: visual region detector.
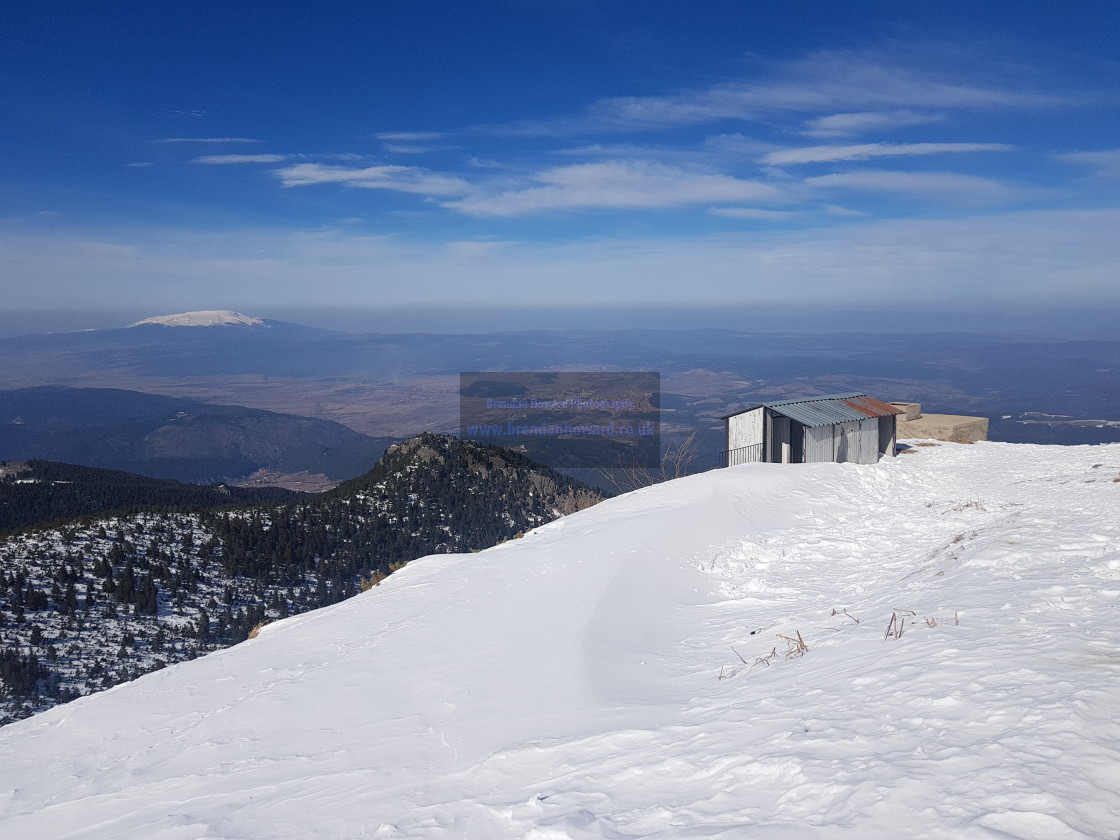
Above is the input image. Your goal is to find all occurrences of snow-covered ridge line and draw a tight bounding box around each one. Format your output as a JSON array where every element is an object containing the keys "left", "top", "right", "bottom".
[
  {"left": 128, "top": 310, "right": 265, "bottom": 327},
  {"left": 1, "top": 441, "right": 1118, "bottom": 839}
]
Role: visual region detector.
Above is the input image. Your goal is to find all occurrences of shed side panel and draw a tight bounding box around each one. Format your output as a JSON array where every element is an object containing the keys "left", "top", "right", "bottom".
[
  {"left": 728, "top": 408, "right": 764, "bottom": 450},
  {"left": 803, "top": 424, "right": 837, "bottom": 463},
  {"left": 856, "top": 418, "right": 880, "bottom": 464},
  {"left": 836, "top": 421, "right": 860, "bottom": 463}
]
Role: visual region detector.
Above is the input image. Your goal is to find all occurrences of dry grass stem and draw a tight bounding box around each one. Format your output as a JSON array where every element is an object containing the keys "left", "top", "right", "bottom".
[
  {"left": 747, "top": 647, "right": 779, "bottom": 673},
  {"left": 884, "top": 609, "right": 916, "bottom": 641},
  {"left": 776, "top": 631, "right": 809, "bottom": 658}
]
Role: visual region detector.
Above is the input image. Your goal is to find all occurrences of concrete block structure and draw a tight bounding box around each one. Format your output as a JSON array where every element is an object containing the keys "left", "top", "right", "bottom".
[{"left": 890, "top": 402, "right": 989, "bottom": 443}]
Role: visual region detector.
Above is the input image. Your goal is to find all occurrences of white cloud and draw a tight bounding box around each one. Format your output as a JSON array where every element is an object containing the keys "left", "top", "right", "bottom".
[
  {"left": 194, "top": 154, "right": 289, "bottom": 164},
  {"left": 762, "top": 142, "right": 1012, "bottom": 166},
  {"left": 376, "top": 132, "right": 451, "bottom": 154},
  {"left": 489, "top": 49, "right": 1066, "bottom": 136},
  {"left": 442, "top": 160, "right": 784, "bottom": 217},
  {"left": 381, "top": 144, "right": 441, "bottom": 154},
  {"left": 802, "top": 111, "right": 944, "bottom": 137},
  {"left": 1058, "top": 148, "right": 1120, "bottom": 178},
  {"left": 156, "top": 137, "right": 262, "bottom": 143},
  {"left": 274, "top": 163, "right": 472, "bottom": 196},
  {"left": 709, "top": 207, "right": 797, "bottom": 220},
  {"left": 823, "top": 204, "right": 866, "bottom": 217},
  {"left": 4, "top": 209, "right": 1119, "bottom": 310},
  {"left": 465, "top": 157, "right": 506, "bottom": 169},
  {"left": 805, "top": 169, "right": 1010, "bottom": 199},
  {"left": 374, "top": 132, "right": 446, "bottom": 141}
]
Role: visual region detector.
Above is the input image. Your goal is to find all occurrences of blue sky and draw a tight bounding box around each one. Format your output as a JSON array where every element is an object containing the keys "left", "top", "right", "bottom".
[{"left": 3, "top": 0, "right": 1119, "bottom": 330}]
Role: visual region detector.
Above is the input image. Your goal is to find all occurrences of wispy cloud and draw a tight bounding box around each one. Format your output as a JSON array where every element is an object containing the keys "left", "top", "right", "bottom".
[
  {"left": 5, "top": 209, "right": 1118, "bottom": 309},
  {"left": 1058, "top": 148, "right": 1120, "bottom": 178},
  {"left": 274, "top": 163, "right": 471, "bottom": 196},
  {"left": 156, "top": 137, "right": 263, "bottom": 144},
  {"left": 442, "top": 161, "right": 784, "bottom": 217},
  {"left": 487, "top": 49, "right": 1067, "bottom": 136},
  {"left": 381, "top": 144, "right": 443, "bottom": 154},
  {"left": 762, "top": 142, "right": 1013, "bottom": 166},
  {"left": 802, "top": 110, "right": 944, "bottom": 137},
  {"left": 823, "top": 204, "right": 866, "bottom": 217},
  {"left": 375, "top": 132, "right": 451, "bottom": 155},
  {"left": 374, "top": 132, "right": 446, "bottom": 142},
  {"left": 805, "top": 169, "right": 1010, "bottom": 199},
  {"left": 194, "top": 154, "right": 289, "bottom": 164},
  {"left": 709, "top": 207, "right": 797, "bottom": 220}
]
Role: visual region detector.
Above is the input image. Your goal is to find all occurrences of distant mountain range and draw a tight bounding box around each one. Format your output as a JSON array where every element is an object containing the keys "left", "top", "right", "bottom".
[
  {"left": 1, "top": 311, "right": 1117, "bottom": 466},
  {"left": 0, "top": 434, "right": 604, "bottom": 725},
  {"left": 0, "top": 387, "right": 394, "bottom": 488}
]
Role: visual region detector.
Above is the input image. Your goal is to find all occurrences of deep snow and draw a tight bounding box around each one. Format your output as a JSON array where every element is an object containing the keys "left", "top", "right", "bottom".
[
  {"left": 128, "top": 310, "right": 264, "bottom": 327},
  {"left": 1, "top": 441, "right": 1118, "bottom": 839}
]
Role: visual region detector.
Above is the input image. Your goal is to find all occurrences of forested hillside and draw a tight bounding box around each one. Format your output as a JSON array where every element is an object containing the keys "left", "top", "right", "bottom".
[
  {"left": 0, "top": 434, "right": 603, "bottom": 724},
  {"left": 0, "top": 459, "right": 300, "bottom": 534}
]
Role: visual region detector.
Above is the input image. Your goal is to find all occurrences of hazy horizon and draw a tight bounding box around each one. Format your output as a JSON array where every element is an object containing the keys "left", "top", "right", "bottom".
[{"left": 3, "top": 304, "right": 1120, "bottom": 341}]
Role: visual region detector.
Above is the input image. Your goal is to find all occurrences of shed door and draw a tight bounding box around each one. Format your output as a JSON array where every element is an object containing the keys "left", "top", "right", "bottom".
[
  {"left": 791, "top": 424, "right": 805, "bottom": 463},
  {"left": 770, "top": 415, "right": 791, "bottom": 463},
  {"left": 878, "top": 415, "right": 896, "bottom": 458},
  {"left": 836, "top": 421, "right": 860, "bottom": 463}
]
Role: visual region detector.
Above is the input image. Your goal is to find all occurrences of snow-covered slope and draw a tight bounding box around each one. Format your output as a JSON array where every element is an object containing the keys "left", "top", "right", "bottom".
[
  {"left": 1, "top": 442, "right": 1118, "bottom": 839},
  {"left": 128, "top": 310, "right": 265, "bottom": 327}
]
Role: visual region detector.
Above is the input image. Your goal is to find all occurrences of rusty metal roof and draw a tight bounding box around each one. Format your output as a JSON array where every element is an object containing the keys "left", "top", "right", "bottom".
[{"left": 724, "top": 394, "right": 903, "bottom": 427}]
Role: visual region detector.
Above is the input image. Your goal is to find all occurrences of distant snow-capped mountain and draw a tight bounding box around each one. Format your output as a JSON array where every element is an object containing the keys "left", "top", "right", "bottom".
[
  {"left": 1, "top": 441, "right": 1117, "bottom": 838},
  {"left": 129, "top": 310, "right": 266, "bottom": 327}
]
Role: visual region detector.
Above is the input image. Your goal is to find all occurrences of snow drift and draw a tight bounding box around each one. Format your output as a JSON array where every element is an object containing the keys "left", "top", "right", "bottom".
[{"left": 1, "top": 442, "right": 1118, "bottom": 839}]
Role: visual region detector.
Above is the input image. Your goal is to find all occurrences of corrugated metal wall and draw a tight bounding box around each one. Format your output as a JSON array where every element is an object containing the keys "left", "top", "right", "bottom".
[
  {"left": 727, "top": 408, "right": 764, "bottom": 450},
  {"left": 801, "top": 418, "right": 881, "bottom": 464},
  {"left": 857, "top": 418, "right": 879, "bottom": 463},
  {"left": 803, "top": 424, "right": 835, "bottom": 462},
  {"left": 728, "top": 403, "right": 892, "bottom": 466}
]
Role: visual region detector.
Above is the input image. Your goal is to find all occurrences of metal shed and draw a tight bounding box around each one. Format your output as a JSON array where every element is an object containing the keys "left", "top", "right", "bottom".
[{"left": 723, "top": 394, "right": 903, "bottom": 466}]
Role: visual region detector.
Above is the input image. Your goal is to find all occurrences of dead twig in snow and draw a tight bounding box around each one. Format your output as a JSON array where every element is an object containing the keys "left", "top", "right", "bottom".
[
  {"left": 884, "top": 609, "right": 916, "bottom": 641},
  {"left": 776, "top": 631, "right": 809, "bottom": 658},
  {"left": 747, "top": 647, "right": 779, "bottom": 673}
]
